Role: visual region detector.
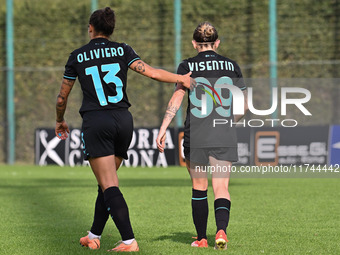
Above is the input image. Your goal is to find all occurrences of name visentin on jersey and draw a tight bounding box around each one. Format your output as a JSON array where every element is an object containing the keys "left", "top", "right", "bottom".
[
  {"left": 188, "top": 60, "right": 235, "bottom": 72},
  {"left": 77, "top": 47, "right": 124, "bottom": 63}
]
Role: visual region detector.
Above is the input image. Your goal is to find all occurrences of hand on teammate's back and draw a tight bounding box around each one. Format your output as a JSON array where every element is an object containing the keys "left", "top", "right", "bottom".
[{"left": 180, "top": 72, "right": 196, "bottom": 91}]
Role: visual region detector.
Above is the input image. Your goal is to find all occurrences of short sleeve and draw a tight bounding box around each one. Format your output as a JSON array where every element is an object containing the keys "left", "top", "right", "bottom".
[
  {"left": 63, "top": 52, "right": 77, "bottom": 80},
  {"left": 174, "top": 61, "right": 190, "bottom": 89},
  {"left": 176, "top": 61, "right": 190, "bottom": 75},
  {"left": 124, "top": 44, "right": 141, "bottom": 66},
  {"left": 234, "top": 64, "right": 246, "bottom": 90}
]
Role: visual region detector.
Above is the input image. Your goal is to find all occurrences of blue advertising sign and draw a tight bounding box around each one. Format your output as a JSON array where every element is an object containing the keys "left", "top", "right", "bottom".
[{"left": 328, "top": 125, "right": 340, "bottom": 165}]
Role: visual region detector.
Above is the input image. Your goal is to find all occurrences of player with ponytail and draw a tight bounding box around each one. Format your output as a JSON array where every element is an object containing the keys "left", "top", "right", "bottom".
[{"left": 55, "top": 7, "right": 195, "bottom": 252}]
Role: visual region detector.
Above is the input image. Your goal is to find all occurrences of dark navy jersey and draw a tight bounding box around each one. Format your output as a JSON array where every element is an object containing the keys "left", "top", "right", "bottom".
[
  {"left": 177, "top": 50, "right": 246, "bottom": 148},
  {"left": 63, "top": 38, "right": 140, "bottom": 115}
]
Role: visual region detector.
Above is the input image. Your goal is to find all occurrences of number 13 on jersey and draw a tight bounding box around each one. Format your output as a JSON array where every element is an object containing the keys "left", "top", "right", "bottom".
[{"left": 85, "top": 63, "right": 123, "bottom": 106}]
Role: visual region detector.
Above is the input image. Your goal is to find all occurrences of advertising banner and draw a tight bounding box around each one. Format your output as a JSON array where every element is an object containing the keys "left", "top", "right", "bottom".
[
  {"left": 328, "top": 125, "right": 340, "bottom": 165},
  {"left": 35, "top": 128, "right": 87, "bottom": 166},
  {"left": 122, "top": 128, "right": 176, "bottom": 167},
  {"left": 36, "top": 126, "right": 331, "bottom": 167},
  {"left": 35, "top": 128, "right": 177, "bottom": 167},
  {"left": 236, "top": 127, "right": 252, "bottom": 165},
  {"left": 253, "top": 126, "right": 329, "bottom": 166}
]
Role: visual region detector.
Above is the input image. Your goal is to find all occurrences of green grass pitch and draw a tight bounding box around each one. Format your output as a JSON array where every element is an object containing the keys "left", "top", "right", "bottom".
[{"left": 0, "top": 165, "right": 339, "bottom": 254}]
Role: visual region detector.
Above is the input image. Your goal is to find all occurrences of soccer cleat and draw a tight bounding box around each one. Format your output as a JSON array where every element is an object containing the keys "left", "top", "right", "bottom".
[
  {"left": 214, "top": 229, "right": 228, "bottom": 250},
  {"left": 108, "top": 240, "right": 139, "bottom": 252},
  {"left": 79, "top": 232, "right": 100, "bottom": 250},
  {"left": 191, "top": 237, "right": 208, "bottom": 247}
]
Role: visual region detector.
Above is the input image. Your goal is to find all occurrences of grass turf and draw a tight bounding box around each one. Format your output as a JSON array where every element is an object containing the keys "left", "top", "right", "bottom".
[{"left": 0, "top": 165, "right": 339, "bottom": 254}]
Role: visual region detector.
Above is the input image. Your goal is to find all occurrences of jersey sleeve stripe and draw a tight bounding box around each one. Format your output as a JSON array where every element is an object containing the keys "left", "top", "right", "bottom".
[
  {"left": 240, "top": 86, "right": 247, "bottom": 90},
  {"left": 63, "top": 75, "right": 77, "bottom": 80},
  {"left": 128, "top": 57, "right": 141, "bottom": 66}
]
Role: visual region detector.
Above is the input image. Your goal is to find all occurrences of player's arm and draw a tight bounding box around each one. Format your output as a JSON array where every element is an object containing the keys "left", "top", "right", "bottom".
[
  {"left": 234, "top": 89, "right": 248, "bottom": 122},
  {"left": 55, "top": 78, "right": 75, "bottom": 140},
  {"left": 129, "top": 60, "right": 196, "bottom": 91},
  {"left": 156, "top": 85, "right": 186, "bottom": 153}
]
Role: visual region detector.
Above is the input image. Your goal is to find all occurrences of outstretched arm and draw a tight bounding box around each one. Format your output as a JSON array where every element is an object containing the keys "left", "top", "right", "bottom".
[
  {"left": 234, "top": 89, "right": 248, "bottom": 122},
  {"left": 156, "top": 85, "right": 186, "bottom": 153},
  {"left": 129, "top": 60, "right": 196, "bottom": 90},
  {"left": 55, "top": 78, "right": 75, "bottom": 140}
]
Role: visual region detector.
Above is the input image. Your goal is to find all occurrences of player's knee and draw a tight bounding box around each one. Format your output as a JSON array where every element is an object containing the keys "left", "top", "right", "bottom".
[{"left": 192, "top": 178, "right": 208, "bottom": 190}]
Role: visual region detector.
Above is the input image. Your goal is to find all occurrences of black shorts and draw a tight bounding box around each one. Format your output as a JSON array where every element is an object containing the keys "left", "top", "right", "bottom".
[
  {"left": 184, "top": 146, "right": 238, "bottom": 165},
  {"left": 81, "top": 109, "right": 133, "bottom": 160}
]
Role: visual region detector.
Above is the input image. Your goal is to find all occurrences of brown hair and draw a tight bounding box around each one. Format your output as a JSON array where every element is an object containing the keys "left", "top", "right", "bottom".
[
  {"left": 89, "top": 7, "right": 115, "bottom": 37},
  {"left": 193, "top": 22, "right": 218, "bottom": 43},
  {"left": 193, "top": 22, "right": 218, "bottom": 48}
]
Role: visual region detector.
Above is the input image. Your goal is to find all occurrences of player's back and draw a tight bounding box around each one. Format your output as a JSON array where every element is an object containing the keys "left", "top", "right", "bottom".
[
  {"left": 185, "top": 50, "right": 243, "bottom": 81},
  {"left": 64, "top": 38, "right": 140, "bottom": 115},
  {"left": 178, "top": 51, "right": 246, "bottom": 148}
]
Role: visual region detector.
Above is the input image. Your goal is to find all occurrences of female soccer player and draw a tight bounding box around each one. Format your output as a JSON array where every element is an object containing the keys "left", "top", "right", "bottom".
[
  {"left": 55, "top": 7, "right": 194, "bottom": 252},
  {"left": 156, "top": 22, "right": 248, "bottom": 250}
]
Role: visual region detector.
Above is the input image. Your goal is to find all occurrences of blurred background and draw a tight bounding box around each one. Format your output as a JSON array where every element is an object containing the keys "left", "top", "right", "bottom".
[{"left": 0, "top": 0, "right": 339, "bottom": 163}]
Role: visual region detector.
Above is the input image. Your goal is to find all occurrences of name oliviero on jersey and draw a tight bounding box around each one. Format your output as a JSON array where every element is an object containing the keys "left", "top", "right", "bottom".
[
  {"left": 188, "top": 60, "right": 235, "bottom": 72},
  {"left": 76, "top": 46, "right": 125, "bottom": 63}
]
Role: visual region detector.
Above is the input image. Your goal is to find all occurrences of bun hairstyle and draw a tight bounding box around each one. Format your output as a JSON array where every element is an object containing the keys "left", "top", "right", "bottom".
[
  {"left": 193, "top": 22, "right": 218, "bottom": 45},
  {"left": 89, "top": 7, "right": 116, "bottom": 37}
]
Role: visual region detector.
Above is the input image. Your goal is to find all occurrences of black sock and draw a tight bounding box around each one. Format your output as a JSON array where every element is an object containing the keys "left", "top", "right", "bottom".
[
  {"left": 90, "top": 185, "right": 109, "bottom": 236},
  {"left": 192, "top": 189, "right": 208, "bottom": 240},
  {"left": 214, "top": 198, "right": 231, "bottom": 233},
  {"left": 104, "top": 186, "right": 134, "bottom": 241}
]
